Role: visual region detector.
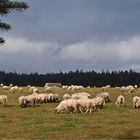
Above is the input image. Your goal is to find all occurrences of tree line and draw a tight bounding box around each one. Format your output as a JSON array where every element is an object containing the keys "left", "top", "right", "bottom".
[{"left": 0, "top": 69, "right": 140, "bottom": 87}]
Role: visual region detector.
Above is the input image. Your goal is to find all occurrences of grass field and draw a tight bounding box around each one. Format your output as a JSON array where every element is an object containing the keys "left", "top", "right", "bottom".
[{"left": 0, "top": 87, "right": 140, "bottom": 140}]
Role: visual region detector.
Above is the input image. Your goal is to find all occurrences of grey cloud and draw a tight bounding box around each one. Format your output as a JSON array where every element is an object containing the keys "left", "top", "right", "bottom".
[{"left": 5, "top": 0, "right": 140, "bottom": 44}]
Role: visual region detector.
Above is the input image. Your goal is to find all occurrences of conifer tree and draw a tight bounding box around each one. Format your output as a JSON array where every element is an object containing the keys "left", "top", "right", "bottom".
[{"left": 0, "top": 0, "right": 29, "bottom": 44}]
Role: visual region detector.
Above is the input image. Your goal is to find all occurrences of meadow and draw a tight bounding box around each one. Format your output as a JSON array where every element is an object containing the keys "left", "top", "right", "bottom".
[{"left": 0, "top": 87, "right": 140, "bottom": 140}]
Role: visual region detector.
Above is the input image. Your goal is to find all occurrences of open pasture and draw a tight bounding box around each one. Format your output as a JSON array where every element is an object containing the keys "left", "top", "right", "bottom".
[{"left": 0, "top": 87, "right": 140, "bottom": 139}]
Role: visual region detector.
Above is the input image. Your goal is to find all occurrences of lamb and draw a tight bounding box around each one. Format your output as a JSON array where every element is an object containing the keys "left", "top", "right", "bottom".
[
  {"left": 63, "top": 94, "right": 71, "bottom": 100},
  {"left": 96, "top": 92, "right": 111, "bottom": 102},
  {"left": 132, "top": 96, "right": 140, "bottom": 108},
  {"left": 0, "top": 95, "right": 8, "bottom": 106},
  {"left": 54, "top": 99, "right": 78, "bottom": 113},
  {"left": 115, "top": 95, "right": 125, "bottom": 107}
]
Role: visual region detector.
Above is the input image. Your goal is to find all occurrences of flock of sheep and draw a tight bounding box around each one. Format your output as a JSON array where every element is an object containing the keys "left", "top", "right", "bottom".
[{"left": 0, "top": 84, "right": 140, "bottom": 114}]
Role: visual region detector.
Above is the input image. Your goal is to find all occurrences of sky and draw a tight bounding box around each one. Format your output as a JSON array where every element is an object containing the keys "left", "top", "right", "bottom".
[{"left": 1, "top": 0, "right": 140, "bottom": 73}]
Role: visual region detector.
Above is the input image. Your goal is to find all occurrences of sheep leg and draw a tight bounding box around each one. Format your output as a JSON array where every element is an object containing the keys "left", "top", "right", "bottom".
[{"left": 79, "top": 107, "right": 84, "bottom": 113}]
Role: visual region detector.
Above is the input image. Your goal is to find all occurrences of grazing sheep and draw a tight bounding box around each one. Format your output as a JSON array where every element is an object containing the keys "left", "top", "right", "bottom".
[
  {"left": 121, "top": 85, "right": 135, "bottom": 94},
  {"left": 92, "top": 97, "right": 105, "bottom": 109},
  {"left": 33, "top": 88, "right": 38, "bottom": 93},
  {"left": 102, "top": 85, "right": 111, "bottom": 91},
  {"left": 2, "top": 86, "right": 9, "bottom": 90},
  {"left": 96, "top": 92, "right": 111, "bottom": 102},
  {"left": 133, "top": 96, "right": 140, "bottom": 108},
  {"left": 34, "top": 94, "right": 47, "bottom": 103},
  {"left": 10, "top": 86, "right": 19, "bottom": 93},
  {"left": 55, "top": 99, "right": 78, "bottom": 113},
  {"left": 68, "top": 85, "right": 84, "bottom": 91},
  {"left": 18, "top": 96, "right": 28, "bottom": 107},
  {"left": 44, "top": 87, "right": 51, "bottom": 92},
  {"left": 53, "top": 94, "right": 59, "bottom": 102},
  {"left": 29, "top": 86, "right": 35, "bottom": 92},
  {"left": 126, "top": 85, "right": 135, "bottom": 93},
  {"left": 115, "top": 95, "right": 125, "bottom": 107},
  {"left": 71, "top": 92, "right": 91, "bottom": 100},
  {"left": 63, "top": 94, "right": 71, "bottom": 100},
  {"left": 62, "top": 85, "right": 68, "bottom": 89},
  {"left": 18, "top": 87, "right": 23, "bottom": 93},
  {"left": 77, "top": 99, "right": 95, "bottom": 114},
  {"left": 0, "top": 95, "right": 8, "bottom": 106},
  {"left": 24, "top": 95, "right": 36, "bottom": 107}
]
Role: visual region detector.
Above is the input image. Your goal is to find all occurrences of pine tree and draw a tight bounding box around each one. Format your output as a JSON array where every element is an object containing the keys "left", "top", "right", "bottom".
[{"left": 0, "top": 0, "right": 29, "bottom": 44}]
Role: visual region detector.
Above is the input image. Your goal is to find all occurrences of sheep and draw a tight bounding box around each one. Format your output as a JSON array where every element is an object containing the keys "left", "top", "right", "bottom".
[
  {"left": 71, "top": 92, "right": 91, "bottom": 100},
  {"left": 92, "top": 97, "right": 105, "bottom": 109},
  {"left": 62, "top": 85, "right": 68, "bottom": 89},
  {"left": 54, "top": 99, "right": 78, "bottom": 113},
  {"left": 10, "top": 86, "right": 19, "bottom": 93},
  {"left": 96, "top": 92, "right": 111, "bottom": 102},
  {"left": 120, "top": 85, "right": 135, "bottom": 94},
  {"left": 24, "top": 95, "right": 36, "bottom": 107},
  {"left": 68, "top": 85, "right": 84, "bottom": 91},
  {"left": 77, "top": 99, "right": 96, "bottom": 114},
  {"left": 29, "top": 86, "right": 35, "bottom": 92},
  {"left": 102, "top": 85, "right": 111, "bottom": 91},
  {"left": 18, "top": 87, "right": 23, "bottom": 93},
  {"left": 18, "top": 96, "right": 28, "bottom": 107},
  {"left": 47, "top": 93, "right": 54, "bottom": 102},
  {"left": 53, "top": 94, "right": 59, "bottom": 102},
  {"left": 0, "top": 95, "right": 8, "bottom": 106},
  {"left": 63, "top": 94, "right": 71, "bottom": 100},
  {"left": 2, "top": 86, "right": 9, "bottom": 90},
  {"left": 135, "top": 98, "right": 140, "bottom": 109},
  {"left": 126, "top": 85, "right": 135, "bottom": 93},
  {"left": 132, "top": 96, "right": 140, "bottom": 108},
  {"left": 115, "top": 95, "right": 125, "bottom": 107},
  {"left": 34, "top": 94, "right": 47, "bottom": 103},
  {"left": 44, "top": 87, "right": 51, "bottom": 92}
]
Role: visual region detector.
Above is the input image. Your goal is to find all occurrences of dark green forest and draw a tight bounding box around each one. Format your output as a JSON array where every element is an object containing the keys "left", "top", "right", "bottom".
[{"left": 0, "top": 69, "right": 139, "bottom": 87}]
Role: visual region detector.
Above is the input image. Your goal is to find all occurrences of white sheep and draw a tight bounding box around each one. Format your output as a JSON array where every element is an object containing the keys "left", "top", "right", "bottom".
[
  {"left": 132, "top": 96, "right": 140, "bottom": 108},
  {"left": 2, "top": 86, "right": 9, "bottom": 90},
  {"left": 115, "top": 95, "right": 125, "bottom": 107},
  {"left": 92, "top": 97, "right": 105, "bottom": 109},
  {"left": 18, "top": 96, "right": 28, "bottom": 107},
  {"left": 34, "top": 94, "right": 47, "bottom": 103},
  {"left": 44, "top": 87, "right": 51, "bottom": 92},
  {"left": 24, "top": 95, "right": 36, "bottom": 107},
  {"left": 10, "top": 86, "right": 19, "bottom": 93},
  {"left": 71, "top": 92, "right": 91, "bottom": 100},
  {"left": 55, "top": 99, "right": 78, "bottom": 113},
  {"left": 0, "top": 95, "right": 8, "bottom": 106},
  {"left": 63, "top": 94, "right": 71, "bottom": 100},
  {"left": 77, "top": 99, "right": 95, "bottom": 114},
  {"left": 96, "top": 92, "right": 111, "bottom": 102}
]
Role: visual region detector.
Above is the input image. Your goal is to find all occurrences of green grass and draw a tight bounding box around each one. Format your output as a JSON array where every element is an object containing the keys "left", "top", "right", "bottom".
[{"left": 0, "top": 87, "right": 140, "bottom": 140}]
